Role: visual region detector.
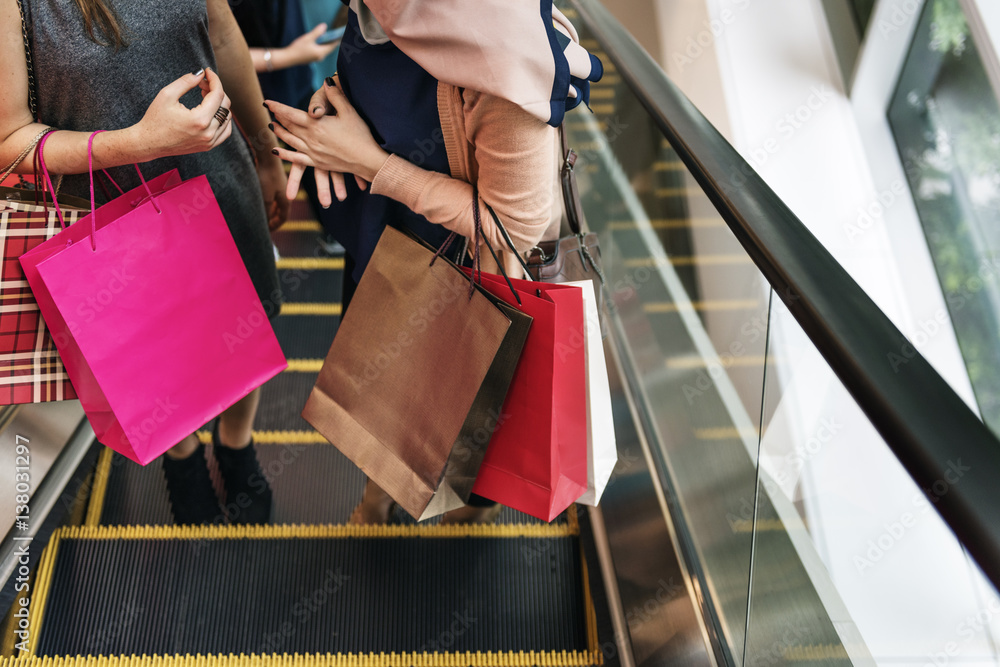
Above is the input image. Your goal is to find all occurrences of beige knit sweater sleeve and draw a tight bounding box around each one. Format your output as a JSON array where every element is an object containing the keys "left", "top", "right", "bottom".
[{"left": 370, "top": 88, "right": 558, "bottom": 273}]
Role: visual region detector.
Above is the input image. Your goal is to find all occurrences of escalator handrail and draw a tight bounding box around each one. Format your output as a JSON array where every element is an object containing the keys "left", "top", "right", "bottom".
[{"left": 570, "top": 0, "right": 1000, "bottom": 592}]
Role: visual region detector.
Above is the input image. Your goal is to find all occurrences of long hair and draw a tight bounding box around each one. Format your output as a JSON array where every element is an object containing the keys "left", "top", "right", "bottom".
[{"left": 73, "top": 0, "right": 128, "bottom": 48}]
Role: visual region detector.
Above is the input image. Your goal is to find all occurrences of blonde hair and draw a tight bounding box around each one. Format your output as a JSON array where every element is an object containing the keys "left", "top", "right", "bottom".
[{"left": 73, "top": 0, "right": 127, "bottom": 48}]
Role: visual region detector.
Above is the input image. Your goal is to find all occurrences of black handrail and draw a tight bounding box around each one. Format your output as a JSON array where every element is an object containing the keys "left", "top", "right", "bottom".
[{"left": 570, "top": 0, "right": 1000, "bottom": 591}]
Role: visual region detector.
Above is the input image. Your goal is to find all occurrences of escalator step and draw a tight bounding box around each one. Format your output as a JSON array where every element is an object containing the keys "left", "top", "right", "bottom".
[
  {"left": 35, "top": 533, "right": 592, "bottom": 659},
  {"left": 98, "top": 445, "right": 555, "bottom": 527}
]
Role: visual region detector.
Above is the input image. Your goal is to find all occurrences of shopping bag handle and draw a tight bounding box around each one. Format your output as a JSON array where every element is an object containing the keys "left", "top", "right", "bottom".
[
  {"left": 84, "top": 131, "right": 159, "bottom": 251},
  {"left": 429, "top": 187, "right": 525, "bottom": 306},
  {"left": 483, "top": 202, "right": 535, "bottom": 281},
  {"left": 36, "top": 130, "right": 127, "bottom": 232}
]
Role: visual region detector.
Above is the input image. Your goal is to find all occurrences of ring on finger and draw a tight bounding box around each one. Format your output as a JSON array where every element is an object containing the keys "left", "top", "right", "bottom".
[{"left": 214, "top": 106, "right": 231, "bottom": 125}]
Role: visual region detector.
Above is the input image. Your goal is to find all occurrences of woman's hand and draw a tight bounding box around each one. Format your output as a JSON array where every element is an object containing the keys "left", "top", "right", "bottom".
[
  {"left": 285, "top": 78, "right": 369, "bottom": 207},
  {"left": 131, "top": 69, "right": 233, "bottom": 162},
  {"left": 267, "top": 79, "right": 389, "bottom": 206},
  {"left": 257, "top": 153, "right": 290, "bottom": 231},
  {"left": 283, "top": 23, "right": 340, "bottom": 66}
]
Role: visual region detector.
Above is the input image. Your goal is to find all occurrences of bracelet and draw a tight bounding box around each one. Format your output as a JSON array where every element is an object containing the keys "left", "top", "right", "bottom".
[
  {"left": 1, "top": 126, "right": 52, "bottom": 181},
  {"left": 264, "top": 49, "right": 274, "bottom": 72}
]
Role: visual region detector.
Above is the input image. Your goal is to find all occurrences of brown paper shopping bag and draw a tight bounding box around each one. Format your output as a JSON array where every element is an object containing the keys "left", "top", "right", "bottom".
[{"left": 302, "top": 226, "right": 531, "bottom": 520}]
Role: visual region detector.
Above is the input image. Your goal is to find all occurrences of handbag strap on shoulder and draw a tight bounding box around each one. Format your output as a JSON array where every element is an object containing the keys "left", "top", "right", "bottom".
[{"left": 16, "top": 0, "right": 37, "bottom": 120}]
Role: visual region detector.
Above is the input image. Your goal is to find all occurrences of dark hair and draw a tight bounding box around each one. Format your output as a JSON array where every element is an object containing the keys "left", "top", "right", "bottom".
[{"left": 73, "top": 0, "right": 128, "bottom": 48}]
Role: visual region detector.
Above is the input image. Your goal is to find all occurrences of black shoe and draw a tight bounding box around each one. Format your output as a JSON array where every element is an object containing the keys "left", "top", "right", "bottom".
[
  {"left": 213, "top": 424, "right": 272, "bottom": 525},
  {"left": 161, "top": 444, "right": 224, "bottom": 525}
]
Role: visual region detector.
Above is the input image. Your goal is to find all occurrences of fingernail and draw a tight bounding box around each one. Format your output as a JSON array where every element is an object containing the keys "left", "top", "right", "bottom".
[
  {"left": 263, "top": 102, "right": 270, "bottom": 109},
  {"left": 325, "top": 77, "right": 335, "bottom": 87},
  {"left": 192, "top": 68, "right": 205, "bottom": 76},
  {"left": 271, "top": 149, "right": 279, "bottom": 155},
  {"left": 268, "top": 123, "right": 274, "bottom": 131},
  {"left": 311, "top": 107, "right": 323, "bottom": 115}
]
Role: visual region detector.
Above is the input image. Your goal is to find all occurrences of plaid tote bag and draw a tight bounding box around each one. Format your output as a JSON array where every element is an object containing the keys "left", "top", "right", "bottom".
[{"left": 0, "top": 195, "right": 87, "bottom": 404}]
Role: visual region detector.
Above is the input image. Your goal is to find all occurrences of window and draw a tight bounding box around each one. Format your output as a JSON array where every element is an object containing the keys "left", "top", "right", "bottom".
[{"left": 888, "top": 0, "right": 1000, "bottom": 434}]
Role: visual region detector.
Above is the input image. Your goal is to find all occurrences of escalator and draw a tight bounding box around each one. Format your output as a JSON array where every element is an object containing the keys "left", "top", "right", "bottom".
[
  {"left": 6, "top": 1, "right": 1000, "bottom": 666},
  {"left": 0, "top": 197, "right": 615, "bottom": 666}
]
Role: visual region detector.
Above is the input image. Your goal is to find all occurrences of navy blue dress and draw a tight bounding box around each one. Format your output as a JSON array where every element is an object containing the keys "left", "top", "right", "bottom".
[
  {"left": 331, "top": 9, "right": 494, "bottom": 509},
  {"left": 325, "top": 9, "right": 454, "bottom": 286}
]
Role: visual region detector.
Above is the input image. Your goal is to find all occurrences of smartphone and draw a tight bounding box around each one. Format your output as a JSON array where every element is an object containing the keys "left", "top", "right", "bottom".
[{"left": 316, "top": 26, "right": 346, "bottom": 45}]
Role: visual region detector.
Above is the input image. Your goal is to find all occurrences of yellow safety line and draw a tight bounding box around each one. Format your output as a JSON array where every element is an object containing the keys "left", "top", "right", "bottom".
[
  {"left": 275, "top": 257, "right": 345, "bottom": 270},
  {"left": 22, "top": 530, "right": 61, "bottom": 657},
  {"left": 588, "top": 103, "right": 614, "bottom": 115},
  {"left": 564, "top": 120, "right": 608, "bottom": 132},
  {"left": 694, "top": 427, "right": 760, "bottom": 441},
  {"left": 284, "top": 359, "right": 325, "bottom": 373},
  {"left": 608, "top": 218, "right": 724, "bottom": 231},
  {"left": 0, "top": 600, "right": 17, "bottom": 656},
  {"left": 654, "top": 187, "right": 703, "bottom": 198},
  {"left": 196, "top": 430, "right": 329, "bottom": 445},
  {"left": 783, "top": 644, "right": 851, "bottom": 661},
  {"left": 0, "top": 650, "right": 599, "bottom": 667},
  {"left": 623, "top": 255, "right": 751, "bottom": 268},
  {"left": 66, "top": 470, "right": 92, "bottom": 527},
  {"left": 666, "top": 354, "right": 773, "bottom": 370},
  {"left": 278, "top": 220, "right": 323, "bottom": 233},
  {"left": 279, "top": 303, "right": 342, "bottom": 316},
  {"left": 728, "top": 518, "right": 786, "bottom": 533},
  {"left": 653, "top": 160, "right": 684, "bottom": 171},
  {"left": 52, "top": 520, "right": 578, "bottom": 541},
  {"left": 644, "top": 300, "right": 761, "bottom": 314},
  {"left": 588, "top": 88, "right": 615, "bottom": 99},
  {"left": 84, "top": 447, "right": 113, "bottom": 527}
]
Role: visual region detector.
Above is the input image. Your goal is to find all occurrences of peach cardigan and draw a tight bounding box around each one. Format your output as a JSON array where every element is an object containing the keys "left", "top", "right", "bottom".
[{"left": 370, "top": 83, "right": 562, "bottom": 278}]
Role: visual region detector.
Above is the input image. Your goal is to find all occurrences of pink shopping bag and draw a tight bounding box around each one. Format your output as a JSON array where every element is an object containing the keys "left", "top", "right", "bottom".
[{"left": 20, "top": 133, "right": 287, "bottom": 464}]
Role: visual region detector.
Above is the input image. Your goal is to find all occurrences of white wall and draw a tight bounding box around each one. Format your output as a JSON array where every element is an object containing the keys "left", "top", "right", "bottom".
[{"left": 649, "top": 0, "right": 999, "bottom": 662}]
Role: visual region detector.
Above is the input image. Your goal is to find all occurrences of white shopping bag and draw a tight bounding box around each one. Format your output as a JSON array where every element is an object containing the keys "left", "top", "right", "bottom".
[{"left": 567, "top": 280, "right": 617, "bottom": 505}]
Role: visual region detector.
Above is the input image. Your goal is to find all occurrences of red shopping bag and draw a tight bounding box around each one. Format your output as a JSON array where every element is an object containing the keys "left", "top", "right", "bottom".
[
  {"left": 465, "top": 269, "right": 588, "bottom": 521},
  {"left": 20, "top": 134, "right": 287, "bottom": 464}
]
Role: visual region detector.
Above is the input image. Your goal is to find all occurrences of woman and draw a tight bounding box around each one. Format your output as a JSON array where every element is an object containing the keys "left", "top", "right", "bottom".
[
  {"left": 231, "top": 0, "right": 339, "bottom": 109},
  {"left": 264, "top": 0, "right": 602, "bottom": 524},
  {"left": 0, "top": 0, "right": 289, "bottom": 525}
]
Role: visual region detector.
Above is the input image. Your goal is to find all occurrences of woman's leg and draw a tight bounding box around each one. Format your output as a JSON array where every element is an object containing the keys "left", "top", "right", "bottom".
[
  {"left": 216, "top": 387, "right": 261, "bottom": 449},
  {"left": 166, "top": 434, "right": 200, "bottom": 460},
  {"left": 162, "top": 434, "right": 222, "bottom": 525},
  {"left": 341, "top": 254, "right": 399, "bottom": 525},
  {"left": 213, "top": 387, "right": 272, "bottom": 524},
  {"left": 349, "top": 477, "right": 397, "bottom": 525}
]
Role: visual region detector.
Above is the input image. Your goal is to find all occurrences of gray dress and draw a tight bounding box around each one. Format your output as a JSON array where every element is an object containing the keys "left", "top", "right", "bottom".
[{"left": 23, "top": 0, "right": 281, "bottom": 315}]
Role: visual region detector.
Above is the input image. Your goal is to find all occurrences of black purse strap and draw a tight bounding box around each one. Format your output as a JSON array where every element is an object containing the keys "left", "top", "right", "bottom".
[
  {"left": 559, "top": 124, "right": 583, "bottom": 237},
  {"left": 484, "top": 201, "right": 534, "bottom": 280},
  {"left": 16, "top": 0, "right": 37, "bottom": 120}
]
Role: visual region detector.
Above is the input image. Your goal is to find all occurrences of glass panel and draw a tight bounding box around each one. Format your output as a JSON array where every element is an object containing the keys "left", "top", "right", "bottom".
[
  {"left": 745, "top": 289, "right": 1000, "bottom": 666},
  {"left": 888, "top": 0, "right": 1000, "bottom": 436},
  {"left": 562, "top": 11, "right": 771, "bottom": 663}
]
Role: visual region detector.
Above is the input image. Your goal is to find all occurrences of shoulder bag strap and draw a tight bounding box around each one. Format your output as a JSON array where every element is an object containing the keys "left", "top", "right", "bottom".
[
  {"left": 559, "top": 123, "right": 584, "bottom": 237},
  {"left": 16, "top": 0, "right": 37, "bottom": 120}
]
